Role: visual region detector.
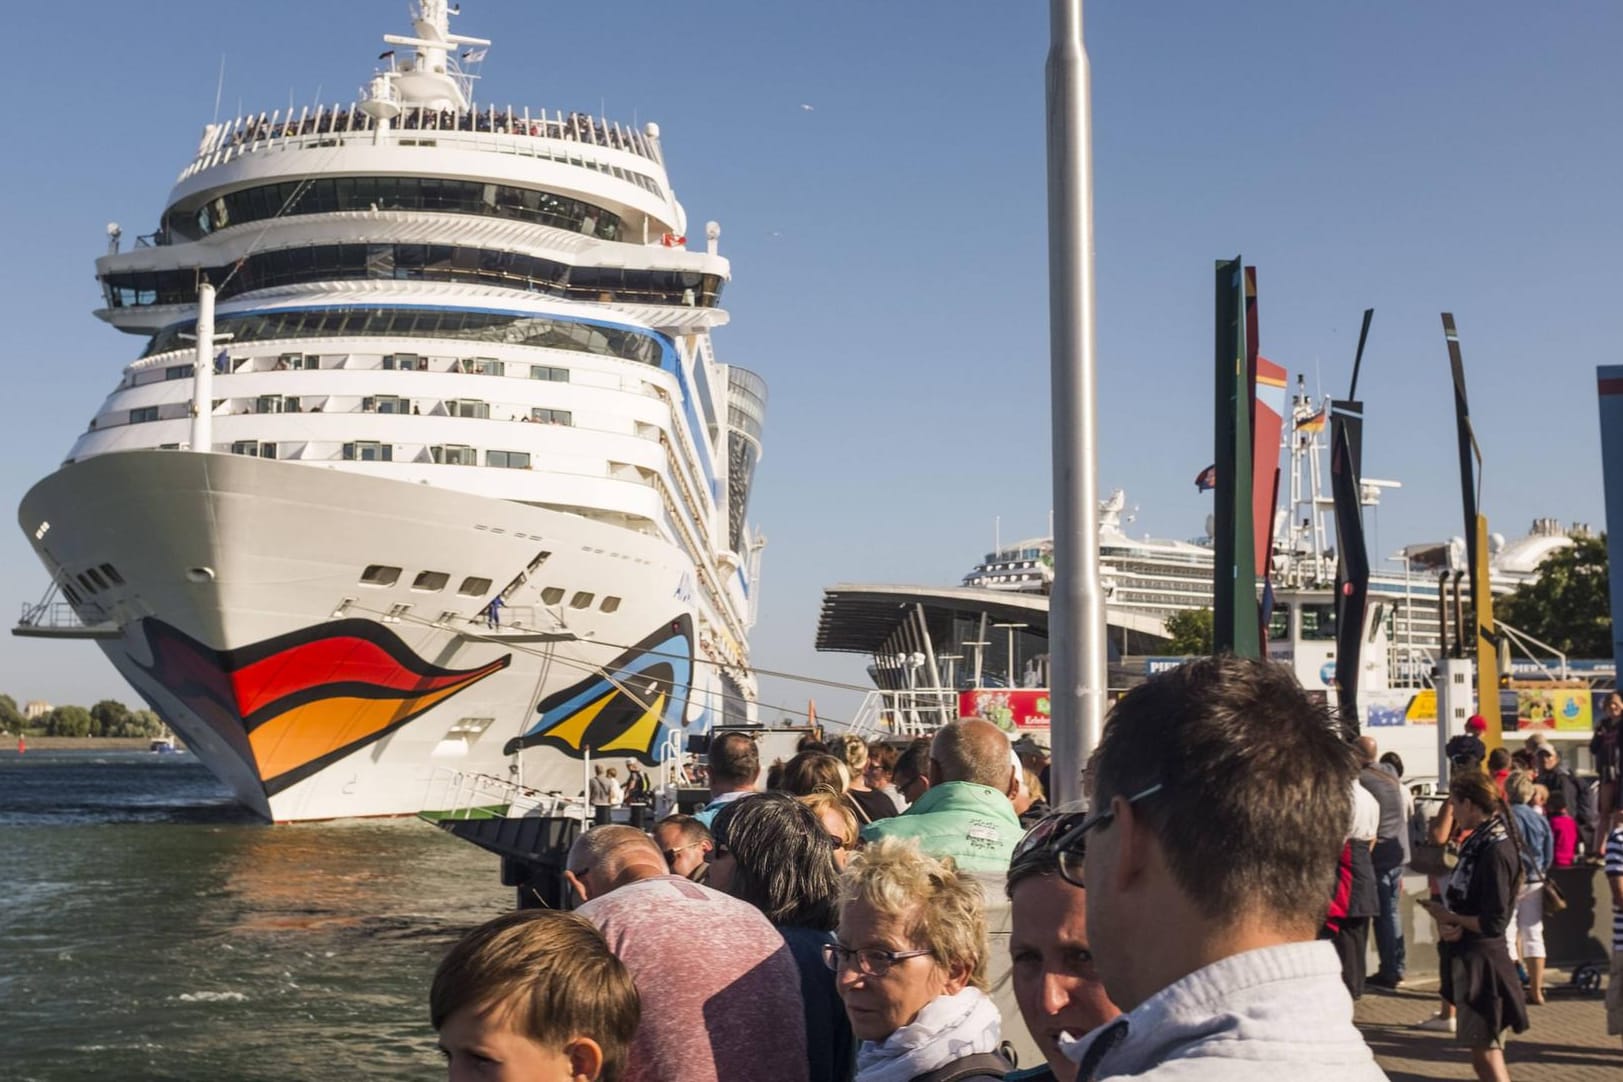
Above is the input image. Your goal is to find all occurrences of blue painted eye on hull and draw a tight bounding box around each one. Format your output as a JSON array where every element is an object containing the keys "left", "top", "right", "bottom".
[{"left": 504, "top": 615, "right": 694, "bottom": 762}]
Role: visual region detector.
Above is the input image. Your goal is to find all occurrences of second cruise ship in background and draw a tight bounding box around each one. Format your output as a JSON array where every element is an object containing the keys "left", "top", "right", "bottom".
[{"left": 16, "top": 1, "right": 765, "bottom": 821}]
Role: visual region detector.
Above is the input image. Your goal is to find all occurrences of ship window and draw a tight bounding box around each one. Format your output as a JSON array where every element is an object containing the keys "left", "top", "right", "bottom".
[
  {"left": 486, "top": 450, "right": 531, "bottom": 469},
  {"left": 383, "top": 352, "right": 421, "bottom": 371},
  {"left": 600, "top": 596, "right": 621, "bottom": 613},
  {"left": 451, "top": 399, "right": 490, "bottom": 419},
  {"left": 130, "top": 406, "right": 159, "bottom": 424},
  {"left": 461, "top": 357, "right": 504, "bottom": 376},
  {"left": 84, "top": 568, "right": 109, "bottom": 591},
  {"left": 540, "top": 586, "right": 565, "bottom": 605},
  {"left": 569, "top": 591, "right": 594, "bottom": 610},
  {"left": 1267, "top": 604, "right": 1291, "bottom": 642},
  {"left": 431, "top": 445, "right": 477, "bottom": 466},
  {"left": 76, "top": 573, "right": 96, "bottom": 594},
  {"left": 412, "top": 571, "right": 450, "bottom": 592},
  {"left": 1300, "top": 603, "right": 1337, "bottom": 641},
  {"left": 360, "top": 564, "right": 401, "bottom": 587},
  {"left": 99, "top": 564, "right": 125, "bottom": 586},
  {"left": 457, "top": 576, "right": 493, "bottom": 596},
  {"left": 531, "top": 409, "right": 572, "bottom": 426},
  {"left": 343, "top": 441, "right": 392, "bottom": 462},
  {"left": 61, "top": 582, "right": 83, "bottom": 605},
  {"left": 530, "top": 365, "right": 570, "bottom": 382},
  {"left": 365, "top": 395, "right": 409, "bottom": 414},
  {"left": 165, "top": 364, "right": 194, "bottom": 380}
]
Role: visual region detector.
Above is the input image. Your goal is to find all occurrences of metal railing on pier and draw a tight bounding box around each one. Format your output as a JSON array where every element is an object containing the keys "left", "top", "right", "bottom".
[{"left": 421, "top": 766, "right": 584, "bottom": 824}]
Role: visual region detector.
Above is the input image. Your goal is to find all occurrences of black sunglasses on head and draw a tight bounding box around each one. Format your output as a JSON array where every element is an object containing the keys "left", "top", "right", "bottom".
[{"left": 1009, "top": 783, "right": 1162, "bottom": 888}]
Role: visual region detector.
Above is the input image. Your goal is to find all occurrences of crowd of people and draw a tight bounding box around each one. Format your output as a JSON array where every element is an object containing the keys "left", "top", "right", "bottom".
[{"left": 428, "top": 658, "right": 1623, "bottom": 1082}]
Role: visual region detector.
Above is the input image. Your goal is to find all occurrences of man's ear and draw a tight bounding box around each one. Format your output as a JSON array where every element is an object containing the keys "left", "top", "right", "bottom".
[
  {"left": 564, "top": 1036, "right": 605, "bottom": 1081},
  {"left": 564, "top": 869, "right": 591, "bottom": 904},
  {"left": 1006, "top": 766, "right": 1021, "bottom": 801}
]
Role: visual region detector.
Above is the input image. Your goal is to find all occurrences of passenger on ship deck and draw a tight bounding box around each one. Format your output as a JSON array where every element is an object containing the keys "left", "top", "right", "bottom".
[
  {"left": 431, "top": 909, "right": 639, "bottom": 1082},
  {"left": 860, "top": 719, "right": 1022, "bottom": 876},
  {"left": 693, "top": 731, "right": 759, "bottom": 828},
  {"left": 709, "top": 794, "right": 855, "bottom": 1082},
  {"left": 1063, "top": 655, "right": 1387, "bottom": 1080},
  {"left": 567, "top": 825, "right": 809, "bottom": 1082},
  {"left": 1002, "top": 812, "right": 1121, "bottom": 1082},
  {"left": 831, "top": 837, "right": 1011, "bottom": 1082}
]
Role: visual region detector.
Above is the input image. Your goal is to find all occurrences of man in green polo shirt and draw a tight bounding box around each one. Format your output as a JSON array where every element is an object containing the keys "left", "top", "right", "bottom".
[{"left": 860, "top": 717, "right": 1023, "bottom": 874}]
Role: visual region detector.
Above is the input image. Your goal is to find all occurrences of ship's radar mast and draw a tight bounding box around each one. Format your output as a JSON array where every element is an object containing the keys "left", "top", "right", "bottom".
[{"left": 366, "top": 0, "right": 489, "bottom": 115}]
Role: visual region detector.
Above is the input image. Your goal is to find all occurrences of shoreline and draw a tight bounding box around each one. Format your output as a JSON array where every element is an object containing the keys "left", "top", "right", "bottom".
[{"left": 4, "top": 736, "right": 182, "bottom": 751}]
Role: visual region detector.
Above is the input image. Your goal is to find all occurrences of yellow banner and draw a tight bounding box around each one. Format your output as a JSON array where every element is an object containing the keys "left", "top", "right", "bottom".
[{"left": 1512, "top": 685, "right": 1592, "bottom": 732}]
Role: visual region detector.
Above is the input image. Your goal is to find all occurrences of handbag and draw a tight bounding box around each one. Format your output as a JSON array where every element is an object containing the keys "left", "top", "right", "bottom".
[
  {"left": 1541, "top": 876, "right": 1567, "bottom": 915},
  {"left": 1409, "top": 840, "right": 1457, "bottom": 878}
]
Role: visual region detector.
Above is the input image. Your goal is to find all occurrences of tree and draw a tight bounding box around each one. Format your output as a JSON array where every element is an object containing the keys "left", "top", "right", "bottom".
[
  {"left": 90, "top": 699, "right": 133, "bottom": 738},
  {"left": 1496, "top": 534, "right": 1611, "bottom": 659},
  {"left": 0, "top": 693, "right": 21, "bottom": 733},
  {"left": 1164, "top": 608, "right": 1214, "bottom": 655},
  {"left": 124, "top": 710, "right": 166, "bottom": 738},
  {"left": 44, "top": 704, "right": 93, "bottom": 738}
]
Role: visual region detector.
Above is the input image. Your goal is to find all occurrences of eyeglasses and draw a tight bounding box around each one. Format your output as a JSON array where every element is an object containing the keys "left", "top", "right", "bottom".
[
  {"left": 827, "top": 834, "right": 851, "bottom": 851},
  {"left": 821, "top": 942, "right": 933, "bottom": 977},
  {"left": 1011, "top": 783, "right": 1163, "bottom": 889},
  {"left": 894, "top": 773, "right": 924, "bottom": 794},
  {"left": 662, "top": 842, "right": 702, "bottom": 864}
]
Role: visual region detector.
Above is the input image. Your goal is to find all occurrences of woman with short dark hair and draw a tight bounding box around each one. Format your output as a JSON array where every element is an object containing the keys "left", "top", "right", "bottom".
[
  {"left": 710, "top": 793, "right": 853, "bottom": 1082},
  {"left": 1422, "top": 772, "right": 1528, "bottom": 1082}
]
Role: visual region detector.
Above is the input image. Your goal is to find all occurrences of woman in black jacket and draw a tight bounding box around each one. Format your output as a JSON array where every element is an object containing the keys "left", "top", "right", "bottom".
[{"left": 1422, "top": 772, "right": 1528, "bottom": 1082}]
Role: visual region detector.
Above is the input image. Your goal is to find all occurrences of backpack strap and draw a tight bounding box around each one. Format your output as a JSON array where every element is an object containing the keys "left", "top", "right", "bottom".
[{"left": 908, "top": 1051, "right": 1012, "bottom": 1082}]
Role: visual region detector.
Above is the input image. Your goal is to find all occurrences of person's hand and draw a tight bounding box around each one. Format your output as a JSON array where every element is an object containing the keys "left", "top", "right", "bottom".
[{"left": 1440, "top": 923, "right": 1464, "bottom": 943}]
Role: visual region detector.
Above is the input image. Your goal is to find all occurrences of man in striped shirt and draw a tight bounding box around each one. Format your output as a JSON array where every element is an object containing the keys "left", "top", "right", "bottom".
[{"left": 1606, "top": 809, "right": 1623, "bottom": 1047}]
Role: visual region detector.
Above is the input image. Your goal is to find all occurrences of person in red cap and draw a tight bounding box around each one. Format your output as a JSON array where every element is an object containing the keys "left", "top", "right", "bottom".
[{"left": 1466, "top": 715, "right": 1487, "bottom": 734}]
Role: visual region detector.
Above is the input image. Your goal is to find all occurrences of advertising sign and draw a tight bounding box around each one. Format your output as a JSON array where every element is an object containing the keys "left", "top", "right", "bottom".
[
  {"left": 958, "top": 689, "right": 1051, "bottom": 731},
  {"left": 1511, "top": 683, "right": 1592, "bottom": 732}
]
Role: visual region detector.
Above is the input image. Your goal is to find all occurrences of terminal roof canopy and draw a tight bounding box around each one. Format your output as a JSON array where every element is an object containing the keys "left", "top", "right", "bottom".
[{"left": 815, "top": 584, "right": 1049, "bottom": 656}]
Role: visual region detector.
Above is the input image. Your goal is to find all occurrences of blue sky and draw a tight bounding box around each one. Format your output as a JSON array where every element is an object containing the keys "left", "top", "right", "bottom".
[{"left": 3, "top": 1, "right": 1620, "bottom": 721}]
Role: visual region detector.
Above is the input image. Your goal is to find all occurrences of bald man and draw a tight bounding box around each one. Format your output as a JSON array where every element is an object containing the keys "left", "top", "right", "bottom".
[
  {"left": 859, "top": 717, "right": 1023, "bottom": 874},
  {"left": 569, "top": 825, "right": 809, "bottom": 1082},
  {"left": 1354, "top": 736, "right": 1409, "bottom": 989}
]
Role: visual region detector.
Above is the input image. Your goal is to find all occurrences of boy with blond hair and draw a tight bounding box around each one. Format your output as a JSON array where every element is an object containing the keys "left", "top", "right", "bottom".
[{"left": 431, "top": 909, "right": 639, "bottom": 1082}]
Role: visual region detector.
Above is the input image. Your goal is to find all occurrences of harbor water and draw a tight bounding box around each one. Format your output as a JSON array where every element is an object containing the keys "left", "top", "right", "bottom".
[{"left": 0, "top": 749, "right": 510, "bottom": 1081}]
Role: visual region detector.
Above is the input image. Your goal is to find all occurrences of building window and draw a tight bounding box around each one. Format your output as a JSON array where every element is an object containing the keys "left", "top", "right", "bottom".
[
  {"left": 530, "top": 365, "right": 570, "bottom": 382},
  {"left": 130, "top": 406, "right": 159, "bottom": 424},
  {"left": 343, "top": 441, "right": 393, "bottom": 462},
  {"left": 413, "top": 571, "right": 450, "bottom": 591},
  {"left": 360, "top": 564, "right": 402, "bottom": 586},
  {"left": 540, "top": 586, "right": 565, "bottom": 605},
  {"left": 165, "top": 364, "right": 194, "bottom": 380},
  {"left": 457, "top": 576, "right": 493, "bottom": 597},
  {"left": 569, "top": 591, "right": 595, "bottom": 609},
  {"left": 531, "top": 408, "right": 572, "bottom": 426},
  {"left": 431, "top": 445, "right": 477, "bottom": 465},
  {"left": 486, "top": 450, "right": 531, "bottom": 469}
]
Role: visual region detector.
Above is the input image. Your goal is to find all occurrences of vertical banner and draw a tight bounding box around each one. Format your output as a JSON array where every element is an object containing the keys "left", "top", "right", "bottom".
[
  {"left": 1599, "top": 366, "right": 1623, "bottom": 684},
  {"left": 1212, "top": 258, "right": 1259, "bottom": 656},
  {"left": 1252, "top": 357, "right": 1287, "bottom": 578}
]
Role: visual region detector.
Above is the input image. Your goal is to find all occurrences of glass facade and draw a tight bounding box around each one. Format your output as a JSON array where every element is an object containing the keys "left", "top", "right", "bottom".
[
  {"left": 142, "top": 307, "right": 671, "bottom": 368},
  {"left": 104, "top": 243, "right": 724, "bottom": 310},
  {"left": 168, "top": 176, "right": 627, "bottom": 242},
  {"left": 725, "top": 367, "right": 768, "bottom": 552}
]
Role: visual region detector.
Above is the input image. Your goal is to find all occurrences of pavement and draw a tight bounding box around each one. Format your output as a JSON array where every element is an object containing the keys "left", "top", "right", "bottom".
[{"left": 1355, "top": 966, "right": 1620, "bottom": 1080}]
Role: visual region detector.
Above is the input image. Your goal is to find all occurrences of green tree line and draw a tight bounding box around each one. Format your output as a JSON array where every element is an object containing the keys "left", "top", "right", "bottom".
[{"left": 0, "top": 694, "right": 166, "bottom": 738}]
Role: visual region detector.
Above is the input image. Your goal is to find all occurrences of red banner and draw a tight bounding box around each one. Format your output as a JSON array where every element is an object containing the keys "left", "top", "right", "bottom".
[{"left": 958, "top": 689, "right": 1052, "bottom": 730}]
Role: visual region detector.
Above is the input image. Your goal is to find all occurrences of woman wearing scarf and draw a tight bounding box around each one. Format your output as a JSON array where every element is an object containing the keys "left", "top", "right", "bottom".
[
  {"left": 830, "top": 837, "right": 1010, "bottom": 1082},
  {"left": 1422, "top": 772, "right": 1529, "bottom": 1082}
]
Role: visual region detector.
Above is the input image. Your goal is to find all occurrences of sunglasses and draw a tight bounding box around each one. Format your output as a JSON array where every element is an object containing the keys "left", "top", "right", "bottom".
[
  {"left": 1010, "top": 783, "right": 1163, "bottom": 888},
  {"left": 662, "top": 842, "right": 703, "bottom": 864}
]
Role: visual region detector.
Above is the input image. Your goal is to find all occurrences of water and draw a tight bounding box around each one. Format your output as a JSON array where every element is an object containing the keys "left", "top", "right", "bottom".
[{"left": 0, "top": 750, "right": 510, "bottom": 1081}]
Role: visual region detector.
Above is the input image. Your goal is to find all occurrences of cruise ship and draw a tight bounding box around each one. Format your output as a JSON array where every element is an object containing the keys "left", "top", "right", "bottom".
[{"left": 15, "top": 2, "right": 765, "bottom": 821}]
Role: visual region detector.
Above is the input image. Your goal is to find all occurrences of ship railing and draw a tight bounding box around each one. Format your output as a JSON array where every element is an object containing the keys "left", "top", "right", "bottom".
[
  {"left": 423, "top": 766, "right": 585, "bottom": 824},
  {"left": 16, "top": 597, "right": 93, "bottom": 633}
]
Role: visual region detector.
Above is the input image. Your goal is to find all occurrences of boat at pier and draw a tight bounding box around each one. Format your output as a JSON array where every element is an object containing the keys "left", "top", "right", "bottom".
[{"left": 15, "top": 2, "right": 764, "bottom": 821}]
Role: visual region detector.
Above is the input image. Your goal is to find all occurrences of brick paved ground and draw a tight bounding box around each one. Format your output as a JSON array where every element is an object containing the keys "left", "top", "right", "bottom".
[{"left": 1355, "top": 967, "right": 1620, "bottom": 1081}]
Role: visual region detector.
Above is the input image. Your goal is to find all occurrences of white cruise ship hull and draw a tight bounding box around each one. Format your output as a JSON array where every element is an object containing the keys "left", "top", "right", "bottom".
[{"left": 20, "top": 451, "right": 717, "bottom": 821}]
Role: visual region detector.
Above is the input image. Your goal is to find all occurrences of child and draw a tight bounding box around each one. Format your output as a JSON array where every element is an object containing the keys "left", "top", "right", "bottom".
[
  {"left": 431, "top": 909, "right": 639, "bottom": 1082},
  {"left": 1548, "top": 790, "right": 1579, "bottom": 868}
]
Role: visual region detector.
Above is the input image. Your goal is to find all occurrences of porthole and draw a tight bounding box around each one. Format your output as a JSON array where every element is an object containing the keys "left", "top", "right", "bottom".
[
  {"left": 540, "top": 586, "right": 565, "bottom": 606},
  {"left": 600, "top": 596, "right": 621, "bottom": 613},
  {"left": 457, "top": 576, "right": 493, "bottom": 597},
  {"left": 569, "top": 591, "right": 594, "bottom": 610},
  {"left": 413, "top": 571, "right": 450, "bottom": 592},
  {"left": 360, "top": 564, "right": 402, "bottom": 587}
]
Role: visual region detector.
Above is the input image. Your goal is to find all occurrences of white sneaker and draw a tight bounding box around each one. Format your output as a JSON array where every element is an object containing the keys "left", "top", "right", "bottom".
[{"left": 1415, "top": 1014, "right": 1456, "bottom": 1033}]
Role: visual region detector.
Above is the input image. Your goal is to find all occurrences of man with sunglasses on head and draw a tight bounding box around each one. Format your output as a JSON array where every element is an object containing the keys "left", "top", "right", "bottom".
[
  {"left": 1004, "top": 813, "right": 1121, "bottom": 1081},
  {"left": 1062, "top": 655, "right": 1388, "bottom": 1080}
]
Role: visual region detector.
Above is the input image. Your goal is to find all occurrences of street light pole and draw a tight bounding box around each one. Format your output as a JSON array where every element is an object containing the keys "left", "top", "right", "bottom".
[{"left": 994, "top": 622, "right": 1030, "bottom": 687}]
